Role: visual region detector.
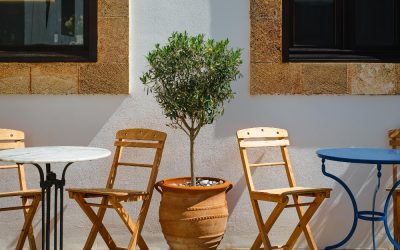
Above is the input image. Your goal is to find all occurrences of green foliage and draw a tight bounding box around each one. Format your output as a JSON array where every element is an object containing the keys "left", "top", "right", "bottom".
[{"left": 141, "top": 32, "right": 242, "bottom": 184}]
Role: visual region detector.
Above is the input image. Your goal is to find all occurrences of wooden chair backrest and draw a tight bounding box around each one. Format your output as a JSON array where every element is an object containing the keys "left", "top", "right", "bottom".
[
  {"left": 389, "top": 129, "right": 400, "bottom": 185},
  {"left": 237, "top": 127, "right": 296, "bottom": 192},
  {"left": 0, "top": 129, "right": 27, "bottom": 191},
  {"left": 106, "top": 128, "right": 167, "bottom": 194}
]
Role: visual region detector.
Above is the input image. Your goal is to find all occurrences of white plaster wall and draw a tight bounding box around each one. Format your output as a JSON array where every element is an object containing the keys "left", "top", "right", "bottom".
[{"left": 0, "top": 0, "right": 400, "bottom": 249}]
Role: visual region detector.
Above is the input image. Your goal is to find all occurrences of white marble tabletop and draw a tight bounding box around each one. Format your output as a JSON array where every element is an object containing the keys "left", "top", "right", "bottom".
[{"left": 0, "top": 146, "right": 111, "bottom": 164}]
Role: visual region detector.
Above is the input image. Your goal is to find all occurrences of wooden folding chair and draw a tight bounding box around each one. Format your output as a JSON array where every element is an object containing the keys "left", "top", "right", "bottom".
[
  {"left": 67, "top": 128, "right": 167, "bottom": 250},
  {"left": 0, "top": 129, "right": 41, "bottom": 250},
  {"left": 237, "top": 127, "right": 331, "bottom": 250},
  {"left": 388, "top": 128, "right": 400, "bottom": 248}
]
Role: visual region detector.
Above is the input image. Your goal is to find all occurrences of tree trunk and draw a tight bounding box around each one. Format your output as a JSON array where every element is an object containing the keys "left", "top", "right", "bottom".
[{"left": 190, "top": 135, "right": 196, "bottom": 186}]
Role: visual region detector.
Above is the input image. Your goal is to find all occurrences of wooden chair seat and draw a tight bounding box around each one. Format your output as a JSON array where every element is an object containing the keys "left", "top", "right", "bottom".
[
  {"left": 67, "top": 188, "right": 148, "bottom": 202},
  {"left": 252, "top": 187, "right": 331, "bottom": 202},
  {"left": 0, "top": 189, "right": 41, "bottom": 198}
]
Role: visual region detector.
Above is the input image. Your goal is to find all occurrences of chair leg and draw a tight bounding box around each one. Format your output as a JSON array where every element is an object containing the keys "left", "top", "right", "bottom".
[
  {"left": 285, "top": 195, "right": 325, "bottom": 249},
  {"left": 251, "top": 200, "right": 288, "bottom": 250},
  {"left": 109, "top": 200, "right": 139, "bottom": 250},
  {"left": 21, "top": 197, "right": 37, "bottom": 250},
  {"left": 137, "top": 235, "right": 149, "bottom": 250},
  {"left": 109, "top": 196, "right": 152, "bottom": 250},
  {"left": 250, "top": 199, "right": 274, "bottom": 250},
  {"left": 395, "top": 192, "right": 400, "bottom": 250},
  {"left": 74, "top": 195, "right": 118, "bottom": 250},
  {"left": 129, "top": 197, "right": 153, "bottom": 250},
  {"left": 82, "top": 196, "right": 109, "bottom": 250},
  {"left": 16, "top": 195, "right": 40, "bottom": 250},
  {"left": 26, "top": 225, "right": 37, "bottom": 250},
  {"left": 292, "top": 194, "right": 318, "bottom": 250}
]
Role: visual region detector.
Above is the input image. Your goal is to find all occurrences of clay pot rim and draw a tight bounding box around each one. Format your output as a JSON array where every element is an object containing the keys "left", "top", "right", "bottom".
[{"left": 155, "top": 176, "right": 232, "bottom": 192}]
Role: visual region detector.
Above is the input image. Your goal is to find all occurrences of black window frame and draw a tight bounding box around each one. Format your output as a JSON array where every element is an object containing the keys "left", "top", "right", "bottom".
[
  {"left": 283, "top": 0, "right": 400, "bottom": 62},
  {"left": 0, "top": 0, "right": 97, "bottom": 63}
]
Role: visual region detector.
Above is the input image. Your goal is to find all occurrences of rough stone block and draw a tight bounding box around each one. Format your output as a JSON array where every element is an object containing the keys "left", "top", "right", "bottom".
[
  {"left": 250, "top": 63, "right": 302, "bottom": 95},
  {"left": 101, "top": 0, "right": 129, "bottom": 17},
  {"left": 396, "top": 65, "right": 400, "bottom": 94},
  {"left": 79, "top": 63, "right": 129, "bottom": 94},
  {"left": 251, "top": 18, "right": 281, "bottom": 63},
  {"left": 301, "top": 64, "right": 348, "bottom": 94},
  {"left": 250, "top": 0, "right": 281, "bottom": 20},
  {"left": 0, "top": 64, "right": 30, "bottom": 94},
  {"left": 348, "top": 64, "right": 397, "bottom": 95},
  {"left": 98, "top": 17, "right": 129, "bottom": 64},
  {"left": 31, "top": 64, "right": 78, "bottom": 94}
]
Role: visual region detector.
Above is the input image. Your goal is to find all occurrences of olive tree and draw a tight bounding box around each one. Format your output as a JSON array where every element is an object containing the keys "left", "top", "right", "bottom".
[{"left": 141, "top": 32, "right": 242, "bottom": 186}]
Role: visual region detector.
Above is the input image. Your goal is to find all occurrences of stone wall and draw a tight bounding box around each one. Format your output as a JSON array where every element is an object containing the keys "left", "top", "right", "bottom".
[
  {"left": 0, "top": 0, "right": 129, "bottom": 95},
  {"left": 250, "top": 0, "right": 400, "bottom": 95}
]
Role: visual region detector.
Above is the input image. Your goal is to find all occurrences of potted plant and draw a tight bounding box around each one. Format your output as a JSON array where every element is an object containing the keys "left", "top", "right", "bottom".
[{"left": 141, "top": 31, "right": 242, "bottom": 250}]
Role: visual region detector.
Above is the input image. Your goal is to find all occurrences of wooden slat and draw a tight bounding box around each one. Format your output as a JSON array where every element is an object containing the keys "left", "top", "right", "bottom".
[
  {"left": 272, "top": 244, "right": 288, "bottom": 249},
  {"left": 285, "top": 202, "right": 315, "bottom": 208},
  {"left": 0, "top": 141, "right": 24, "bottom": 150},
  {"left": 86, "top": 203, "right": 113, "bottom": 208},
  {"left": 0, "top": 129, "right": 24, "bottom": 141},
  {"left": 237, "top": 127, "right": 288, "bottom": 139},
  {"left": 249, "top": 162, "right": 286, "bottom": 168},
  {"left": 390, "top": 140, "right": 400, "bottom": 147},
  {"left": 114, "top": 141, "right": 162, "bottom": 149},
  {"left": 116, "top": 128, "right": 167, "bottom": 141},
  {"left": 0, "top": 205, "right": 32, "bottom": 212},
  {"left": 250, "top": 192, "right": 287, "bottom": 203},
  {"left": 389, "top": 129, "right": 400, "bottom": 139},
  {"left": 118, "top": 162, "right": 153, "bottom": 168},
  {"left": 0, "top": 165, "right": 18, "bottom": 169},
  {"left": 239, "top": 139, "right": 289, "bottom": 148}
]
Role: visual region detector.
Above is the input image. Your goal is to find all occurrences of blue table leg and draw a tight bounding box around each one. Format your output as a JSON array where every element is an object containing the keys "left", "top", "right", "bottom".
[
  {"left": 322, "top": 159, "right": 359, "bottom": 250},
  {"left": 372, "top": 164, "right": 382, "bottom": 250},
  {"left": 384, "top": 178, "right": 400, "bottom": 249}
]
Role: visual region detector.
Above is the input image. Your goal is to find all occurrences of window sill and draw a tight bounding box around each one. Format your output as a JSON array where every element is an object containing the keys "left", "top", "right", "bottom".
[
  {"left": 285, "top": 49, "right": 400, "bottom": 63},
  {"left": 0, "top": 51, "right": 97, "bottom": 63}
]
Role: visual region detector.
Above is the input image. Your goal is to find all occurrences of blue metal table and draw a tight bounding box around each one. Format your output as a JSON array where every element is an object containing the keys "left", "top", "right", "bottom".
[{"left": 317, "top": 148, "right": 400, "bottom": 250}]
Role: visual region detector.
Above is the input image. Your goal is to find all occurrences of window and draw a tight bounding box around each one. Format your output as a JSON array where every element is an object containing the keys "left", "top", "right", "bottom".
[
  {"left": 0, "top": 0, "right": 97, "bottom": 62},
  {"left": 283, "top": 0, "right": 400, "bottom": 62}
]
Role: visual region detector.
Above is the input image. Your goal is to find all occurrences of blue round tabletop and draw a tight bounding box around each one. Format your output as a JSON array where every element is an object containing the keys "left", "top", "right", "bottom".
[{"left": 317, "top": 148, "right": 400, "bottom": 164}]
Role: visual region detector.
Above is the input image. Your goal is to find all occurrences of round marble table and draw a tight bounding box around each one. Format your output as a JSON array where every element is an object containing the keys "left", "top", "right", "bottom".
[{"left": 0, "top": 146, "right": 111, "bottom": 250}]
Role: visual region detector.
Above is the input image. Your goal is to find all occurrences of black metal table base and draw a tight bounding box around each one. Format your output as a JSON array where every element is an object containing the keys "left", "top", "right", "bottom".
[{"left": 31, "top": 162, "right": 73, "bottom": 250}]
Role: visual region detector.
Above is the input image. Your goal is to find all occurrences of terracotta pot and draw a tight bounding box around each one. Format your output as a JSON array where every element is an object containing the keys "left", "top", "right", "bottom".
[{"left": 155, "top": 177, "right": 232, "bottom": 250}]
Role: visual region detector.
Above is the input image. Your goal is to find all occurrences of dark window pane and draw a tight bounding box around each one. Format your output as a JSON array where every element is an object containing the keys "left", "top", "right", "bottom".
[
  {"left": 0, "top": 0, "right": 84, "bottom": 47},
  {"left": 0, "top": 3, "right": 25, "bottom": 46},
  {"left": 293, "top": 0, "right": 335, "bottom": 48},
  {"left": 354, "top": 0, "right": 395, "bottom": 47}
]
